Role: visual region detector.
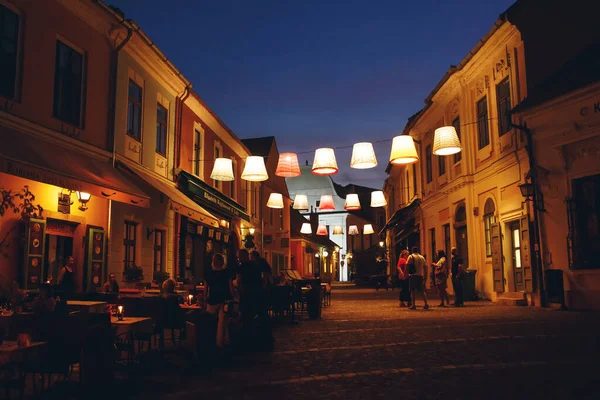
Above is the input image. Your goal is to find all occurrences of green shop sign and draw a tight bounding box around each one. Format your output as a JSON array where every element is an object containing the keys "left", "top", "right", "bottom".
[{"left": 179, "top": 171, "right": 250, "bottom": 221}]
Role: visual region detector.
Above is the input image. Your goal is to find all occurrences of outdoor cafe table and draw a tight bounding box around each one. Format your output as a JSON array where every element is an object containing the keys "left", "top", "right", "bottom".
[
  {"left": 111, "top": 316, "right": 152, "bottom": 338},
  {"left": 180, "top": 304, "right": 202, "bottom": 310},
  {"left": 67, "top": 300, "right": 107, "bottom": 313}
]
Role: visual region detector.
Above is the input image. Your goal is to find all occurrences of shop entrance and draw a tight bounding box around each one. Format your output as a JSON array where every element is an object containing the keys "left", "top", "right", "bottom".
[
  {"left": 43, "top": 235, "right": 73, "bottom": 284},
  {"left": 509, "top": 221, "right": 524, "bottom": 292}
]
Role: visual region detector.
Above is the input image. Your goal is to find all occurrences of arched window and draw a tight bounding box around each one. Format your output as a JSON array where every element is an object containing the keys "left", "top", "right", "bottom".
[{"left": 483, "top": 198, "right": 496, "bottom": 257}]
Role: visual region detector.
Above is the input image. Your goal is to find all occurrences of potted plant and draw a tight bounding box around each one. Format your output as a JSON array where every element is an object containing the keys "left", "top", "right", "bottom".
[{"left": 122, "top": 265, "right": 144, "bottom": 286}]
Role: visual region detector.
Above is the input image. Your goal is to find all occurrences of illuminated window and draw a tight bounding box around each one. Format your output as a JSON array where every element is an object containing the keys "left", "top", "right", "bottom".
[
  {"left": 153, "top": 229, "right": 165, "bottom": 272},
  {"left": 483, "top": 199, "right": 496, "bottom": 257}
]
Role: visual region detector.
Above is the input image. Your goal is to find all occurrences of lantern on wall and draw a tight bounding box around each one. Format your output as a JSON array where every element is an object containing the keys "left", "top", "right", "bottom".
[
  {"left": 332, "top": 225, "right": 343, "bottom": 235},
  {"left": 293, "top": 194, "right": 309, "bottom": 210},
  {"left": 350, "top": 142, "right": 378, "bottom": 169},
  {"left": 370, "top": 191, "right": 387, "bottom": 208},
  {"left": 344, "top": 193, "right": 361, "bottom": 211},
  {"left": 267, "top": 193, "right": 284, "bottom": 209},
  {"left": 363, "top": 224, "right": 374, "bottom": 235},
  {"left": 275, "top": 152, "right": 301, "bottom": 177},
  {"left": 433, "top": 126, "right": 462, "bottom": 156},
  {"left": 318, "top": 195, "right": 335, "bottom": 211},
  {"left": 210, "top": 158, "right": 235, "bottom": 181},
  {"left": 300, "top": 223, "right": 312, "bottom": 234},
  {"left": 76, "top": 191, "right": 91, "bottom": 212},
  {"left": 389, "top": 135, "right": 419, "bottom": 165},
  {"left": 348, "top": 225, "right": 359, "bottom": 235},
  {"left": 312, "top": 148, "right": 338, "bottom": 176},
  {"left": 316, "top": 224, "right": 328, "bottom": 236},
  {"left": 241, "top": 156, "right": 269, "bottom": 181}
]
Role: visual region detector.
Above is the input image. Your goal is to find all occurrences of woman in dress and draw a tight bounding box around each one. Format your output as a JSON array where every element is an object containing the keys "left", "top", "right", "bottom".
[
  {"left": 432, "top": 250, "right": 450, "bottom": 307},
  {"left": 205, "top": 253, "right": 234, "bottom": 348},
  {"left": 396, "top": 249, "right": 411, "bottom": 307}
]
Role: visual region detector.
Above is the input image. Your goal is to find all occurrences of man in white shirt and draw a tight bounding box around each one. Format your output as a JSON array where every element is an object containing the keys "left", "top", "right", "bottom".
[{"left": 407, "top": 246, "right": 429, "bottom": 310}]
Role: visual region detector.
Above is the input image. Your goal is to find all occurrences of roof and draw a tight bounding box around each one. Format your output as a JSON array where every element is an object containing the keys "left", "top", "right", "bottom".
[
  {"left": 512, "top": 40, "right": 600, "bottom": 114},
  {"left": 241, "top": 137, "right": 276, "bottom": 158}
]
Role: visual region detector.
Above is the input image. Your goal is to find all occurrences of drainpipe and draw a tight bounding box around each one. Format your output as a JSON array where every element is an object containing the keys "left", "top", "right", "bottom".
[
  {"left": 175, "top": 85, "right": 191, "bottom": 170},
  {"left": 512, "top": 123, "right": 547, "bottom": 307}
]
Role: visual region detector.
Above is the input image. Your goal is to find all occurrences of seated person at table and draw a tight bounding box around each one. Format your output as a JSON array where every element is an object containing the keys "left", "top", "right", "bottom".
[
  {"left": 32, "top": 283, "right": 56, "bottom": 313},
  {"left": 161, "top": 278, "right": 177, "bottom": 299},
  {"left": 102, "top": 273, "right": 120, "bottom": 293}
]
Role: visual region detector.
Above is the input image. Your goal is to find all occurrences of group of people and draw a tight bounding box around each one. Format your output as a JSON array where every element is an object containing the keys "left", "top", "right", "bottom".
[
  {"left": 204, "top": 249, "right": 274, "bottom": 350},
  {"left": 396, "top": 246, "right": 465, "bottom": 309}
]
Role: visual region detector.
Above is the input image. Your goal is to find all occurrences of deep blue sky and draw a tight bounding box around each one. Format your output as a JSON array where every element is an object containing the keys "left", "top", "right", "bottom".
[{"left": 113, "top": 0, "right": 515, "bottom": 187}]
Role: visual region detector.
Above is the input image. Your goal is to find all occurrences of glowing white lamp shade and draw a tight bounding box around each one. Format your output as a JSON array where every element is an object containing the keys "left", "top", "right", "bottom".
[
  {"left": 363, "top": 224, "right": 375, "bottom": 235},
  {"left": 389, "top": 135, "right": 419, "bottom": 165},
  {"left": 370, "top": 191, "right": 387, "bottom": 208},
  {"left": 318, "top": 195, "right": 335, "bottom": 211},
  {"left": 267, "top": 193, "right": 284, "bottom": 209},
  {"left": 350, "top": 142, "right": 378, "bottom": 169},
  {"left": 241, "top": 156, "right": 268, "bottom": 181},
  {"left": 316, "top": 224, "right": 328, "bottom": 236},
  {"left": 210, "top": 158, "right": 234, "bottom": 181},
  {"left": 344, "top": 193, "right": 361, "bottom": 211},
  {"left": 348, "top": 225, "right": 359, "bottom": 235},
  {"left": 293, "top": 194, "right": 309, "bottom": 210},
  {"left": 433, "top": 126, "right": 462, "bottom": 156},
  {"left": 300, "top": 223, "right": 312, "bottom": 234},
  {"left": 332, "top": 226, "right": 343, "bottom": 235},
  {"left": 312, "top": 148, "right": 338, "bottom": 176}
]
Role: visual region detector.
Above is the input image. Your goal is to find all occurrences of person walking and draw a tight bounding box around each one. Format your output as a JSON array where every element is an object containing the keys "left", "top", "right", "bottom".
[
  {"left": 432, "top": 250, "right": 450, "bottom": 307},
  {"left": 407, "top": 246, "right": 429, "bottom": 310},
  {"left": 205, "top": 253, "right": 234, "bottom": 348},
  {"left": 451, "top": 247, "right": 464, "bottom": 306},
  {"left": 396, "top": 249, "right": 411, "bottom": 307}
]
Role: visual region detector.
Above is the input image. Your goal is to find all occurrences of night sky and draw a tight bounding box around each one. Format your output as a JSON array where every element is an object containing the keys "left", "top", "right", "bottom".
[{"left": 112, "top": 0, "right": 515, "bottom": 188}]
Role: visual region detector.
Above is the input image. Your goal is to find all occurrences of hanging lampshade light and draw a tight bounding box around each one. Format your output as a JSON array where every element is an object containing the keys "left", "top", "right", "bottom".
[
  {"left": 318, "top": 195, "right": 335, "bottom": 211},
  {"left": 389, "top": 135, "right": 419, "bottom": 165},
  {"left": 241, "top": 156, "right": 268, "bottom": 181},
  {"left": 333, "top": 226, "right": 343, "bottom": 235},
  {"left": 275, "top": 152, "right": 301, "bottom": 177},
  {"left": 348, "top": 225, "right": 359, "bottom": 235},
  {"left": 350, "top": 142, "right": 378, "bottom": 169},
  {"left": 312, "top": 148, "right": 338, "bottom": 176},
  {"left": 316, "top": 224, "right": 328, "bottom": 236},
  {"left": 344, "top": 193, "right": 361, "bottom": 210},
  {"left": 293, "top": 194, "right": 309, "bottom": 210},
  {"left": 210, "top": 158, "right": 235, "bottom": 181},
  {"left": 300, "top": 223, "right": 312, "bottom": 234},
  {"left": 364, "top": 224, "right": 374, "bottom": 235},
  {"left": 370, "top": 191, "right": 387, "bottom": 207},
  {"left": 433, "top": 126, "right": 462, "bottom": 156},
  {"left": 266, "top": 193, "right": 284, "bottom": 209}
]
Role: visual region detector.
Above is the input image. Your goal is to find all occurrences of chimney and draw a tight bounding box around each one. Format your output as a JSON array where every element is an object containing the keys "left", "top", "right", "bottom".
[{"left": 310, "top": 212, "right": 319, "bottom": 234}]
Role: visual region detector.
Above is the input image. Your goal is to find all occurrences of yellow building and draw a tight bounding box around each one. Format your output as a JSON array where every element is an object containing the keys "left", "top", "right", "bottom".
[{"left": 385, "top": 15, "right": 541, "bottom": 305}]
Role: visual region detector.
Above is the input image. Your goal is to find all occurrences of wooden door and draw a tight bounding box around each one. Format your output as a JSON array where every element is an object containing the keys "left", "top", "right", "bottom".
[
  {"left": 455, "top": 226, "right": 468, "bottom": 270},
  {"left": 519, "top": 216, "right": 534, "bottom": 293},
  {"left": 491, "top": 223, "right": 504, "bottom": 292}
]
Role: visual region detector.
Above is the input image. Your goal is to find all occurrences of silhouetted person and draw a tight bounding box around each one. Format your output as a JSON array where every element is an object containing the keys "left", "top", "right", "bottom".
[
  {"left": 451, "top": 247, "right": 464, "bottom": 306},
  {"left": 102, "top": 273, "right": 120, "bottom": 293},
  {"left": 58, "top": 256, "right": 76, "bottom": 299}
]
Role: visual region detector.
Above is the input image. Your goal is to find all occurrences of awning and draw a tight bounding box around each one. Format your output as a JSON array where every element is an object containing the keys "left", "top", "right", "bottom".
[
  {"left": 379, "top": 198, "right": 421, "bottom": 235},
  {"left": 117, "top": 156, "right": 219, "bottom": 227},
  {"left": 0, "top": 126, "right": 149, "bottom": 207},
  {"left": 395, "top": 220, "right": 419, "bottom": 243}
]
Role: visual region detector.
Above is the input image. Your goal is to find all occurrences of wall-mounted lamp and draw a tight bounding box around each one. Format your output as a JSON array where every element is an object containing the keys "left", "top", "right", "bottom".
[
  {"left": 323, "top": 250, "right": 329, "bottom": 257},
  {"left": 249, "top": 227, "right": 256, "bottom": 235},
  {"left": 76, "top": 191, "right": 91, "bottom": 212},
  {"left": 518, "top": 182, "right": 535, "bottom": 199},
  {"left": 379, "top": 241, "right": 385, "bottom": 248}
]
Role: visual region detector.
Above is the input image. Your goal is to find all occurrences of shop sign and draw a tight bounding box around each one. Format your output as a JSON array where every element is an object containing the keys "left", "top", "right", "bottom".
[
  {"left": 58, "top": 193, "right": 71, "bottom": 214},
  {"left": 4, "top": 160, "right": 84, "bottom": 191},
  {"left": 579, "top": 99, "right": 600, "bottom": 117},
  {"left": 46, "top": 220, "right": 77, "bottom": 237}
]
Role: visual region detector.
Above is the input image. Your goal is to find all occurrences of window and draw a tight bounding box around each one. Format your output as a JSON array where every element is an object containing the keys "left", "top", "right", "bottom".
[
  {"left": 316, "top": 200, "right": 320, "bottom": 209},
  {"left": 127, "top": 80, "right": 143, "bottom": 140},
  {"left": 53, "top": 40, "right": 84, "bottom": 127},
  {"left": 496, "top": 77, "right": 511, "bottom": 136},
  {"left": 477, "top": 97, "right": 490, "bottom": 149},
  {"left": 213, "top": 145, "right": 221, "bottom": 190},
  {"left": 412, "top": 164, "right": 417, "bottom": 197},
  {"left": 156, "top": 104, "right": 167, "bottom": 155},
  {"left": 438, "top": 153, "right": 446, "bottom": 176},
  {"left": 430, "top": 228, "right": 436, "bottom": 260},
  {"left": 570, "top": 174, "right": 600, "bottom": 269},
  {"left": 452, "top": 117, "right": 462, "bottom": 163},
  {"left": 425, "top": 145, "right": 433, "bottom": 183},
  {"left": 483, "top": 198, "right": 496, "bottom": 257},
  {"left": 124, "top": 221, "right": 137, "bottom": 270},
  {"left": 193, "top": 129, "right": 201, "bottom": 176},
  {"left": 153, "top": 229, "right": 165, "bottom": 272},
  {"left": 443, "top": 224, "right": 451, "bottom": 257},
  {"left": 0, "top": 5, "right": 19, "bottom": 99}
]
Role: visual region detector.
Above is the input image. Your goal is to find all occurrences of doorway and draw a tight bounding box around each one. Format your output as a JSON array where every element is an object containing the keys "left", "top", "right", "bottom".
[
  {"left": 44, "top": 234, "right": 73, "bottom": 284},
  {"left": 509, "top": 221, "right": 524, "bottom": 292},
  {"left": 454, "top": 205, "right": 468, "bottom": 269}
]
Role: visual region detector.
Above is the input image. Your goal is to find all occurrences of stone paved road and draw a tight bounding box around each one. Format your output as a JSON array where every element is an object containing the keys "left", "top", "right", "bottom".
[{"left": 132, "top": 288, "right": 600, "bottom": 400}]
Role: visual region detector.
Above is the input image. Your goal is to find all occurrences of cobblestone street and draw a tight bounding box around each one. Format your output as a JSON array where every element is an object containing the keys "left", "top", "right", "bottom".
[{"left": 135, "top": 287, "right": 600, "bottom": 400}]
